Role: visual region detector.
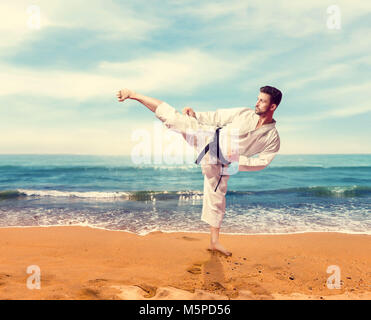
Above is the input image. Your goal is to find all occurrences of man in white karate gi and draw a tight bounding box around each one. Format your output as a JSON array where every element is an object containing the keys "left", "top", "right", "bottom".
[{"left": 116, "top": 86, "right": 281, "bottom": 256}]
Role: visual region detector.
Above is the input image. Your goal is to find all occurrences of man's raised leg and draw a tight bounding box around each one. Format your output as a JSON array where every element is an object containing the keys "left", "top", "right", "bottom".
[{"left": 117, "top": 88, "right": 217, "bottom": 143}]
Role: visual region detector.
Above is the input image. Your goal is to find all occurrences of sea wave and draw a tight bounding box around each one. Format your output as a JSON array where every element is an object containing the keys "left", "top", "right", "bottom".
[
  {"left": 1, "top": 189, "right": 204, "bottom": 201},
  {"left": 0, "top": 185, "right": 370, "bottom": 201},
  {"left": 253, "top": 185, "right": 371, "bottom": 197},
  {"left": 0, "top": 164, "right": 199, "bottom": 172},
  {"left": 1, "top": 164, "right": 371, "bottom": 172}
]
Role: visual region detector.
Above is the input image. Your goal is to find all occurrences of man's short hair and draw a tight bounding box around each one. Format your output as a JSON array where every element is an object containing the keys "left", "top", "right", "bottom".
[{"left": 260, "top": 86, "right": 282, "bottom": 107}]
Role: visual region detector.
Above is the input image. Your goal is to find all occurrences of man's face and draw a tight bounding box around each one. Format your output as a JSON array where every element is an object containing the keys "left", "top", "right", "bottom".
[{"left": 255, "top": 92, "right": 273, "bottom": 115}]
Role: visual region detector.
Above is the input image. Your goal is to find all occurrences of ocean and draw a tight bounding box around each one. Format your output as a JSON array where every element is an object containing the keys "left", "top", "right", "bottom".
[{"left": 0, "top": 154, "right": 370, "bottom": 235}]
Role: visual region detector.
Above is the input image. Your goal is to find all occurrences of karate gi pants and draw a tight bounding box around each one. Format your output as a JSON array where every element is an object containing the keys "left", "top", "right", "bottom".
[{"left": 155, "top": 102, "right": 230, "bottom": 228}]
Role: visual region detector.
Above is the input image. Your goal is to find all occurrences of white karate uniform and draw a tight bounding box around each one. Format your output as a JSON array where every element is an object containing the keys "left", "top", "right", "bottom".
[{"left": 155, "top": 102, "right": 280, "bottom": 228}]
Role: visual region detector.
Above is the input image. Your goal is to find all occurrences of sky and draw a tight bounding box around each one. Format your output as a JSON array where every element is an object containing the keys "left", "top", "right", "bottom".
[{"left": 0, "top": 0, "right": 370, "bottom": 156}]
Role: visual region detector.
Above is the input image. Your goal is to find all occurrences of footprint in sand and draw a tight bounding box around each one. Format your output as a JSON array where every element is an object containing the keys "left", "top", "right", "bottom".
[
  {"left": 181, "top": 236, "right": 200, "bottom": 241},
  {"left": 0, "top": 273, "right": 11, "bottom": 286},
  {"left": 187, "top": 263, "right": 203, "bottom": 275},
  {"left": 88, "top": 278, "right": 108, "bottom": 284},
  {"left": 81, "top": 287, "right": 101, "bottom": 299},
  {"left": 136, "top": 284, "right": 157, "bottom": 298},
  {"left": 112, "top": 285, "right": 230, "bottom": 300},
  {"left": 0, "top": 273, "right": 11, "bottom": 278}
]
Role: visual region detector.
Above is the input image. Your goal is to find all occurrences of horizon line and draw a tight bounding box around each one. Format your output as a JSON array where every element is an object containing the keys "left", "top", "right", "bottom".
[{"left": 0, "top": 153, "right": 370, "bottom": 156}]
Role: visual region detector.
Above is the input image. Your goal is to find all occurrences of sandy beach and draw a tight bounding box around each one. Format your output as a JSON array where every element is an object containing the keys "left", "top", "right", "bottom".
[{"left": 0, "top": 226, "right": 369, "bottom": 300}]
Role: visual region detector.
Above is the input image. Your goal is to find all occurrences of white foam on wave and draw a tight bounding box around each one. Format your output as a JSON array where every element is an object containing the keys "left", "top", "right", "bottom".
[
  {"left": 17, "top": 189, "right": 130, "bottom": 199},
  {"left": 308, "top": 185, "right": 359, "bottom": 193},
  {"left": 16, "top": 188, "right": 207, "bottom": 202},
  {"left": 2, "top": 191, "right": 370, "bottom": 236},
  {"left": 178, "top": 190, "right": 203, "bottom": 201}
]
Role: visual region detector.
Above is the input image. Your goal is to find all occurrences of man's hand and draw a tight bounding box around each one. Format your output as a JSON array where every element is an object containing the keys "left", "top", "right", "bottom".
[
  {"left": 182, "top": 106, "right": 196, "bottom": 119},
  {"left": 116, "top": 88, "right": 135, "bottom": 102}
]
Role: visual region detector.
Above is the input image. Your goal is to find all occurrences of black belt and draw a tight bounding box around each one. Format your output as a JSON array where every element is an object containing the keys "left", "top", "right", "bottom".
[{"left": 195, "top": 127, "right": 231, "bottom": 192}]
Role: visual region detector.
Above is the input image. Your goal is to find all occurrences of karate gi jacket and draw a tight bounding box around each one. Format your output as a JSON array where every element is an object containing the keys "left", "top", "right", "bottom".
[
  {"left": 155, "top": 102, "right": 280, "bottom": 173},
  {"left": 195, "top": 107, "right": 280, "bottom": 172}
]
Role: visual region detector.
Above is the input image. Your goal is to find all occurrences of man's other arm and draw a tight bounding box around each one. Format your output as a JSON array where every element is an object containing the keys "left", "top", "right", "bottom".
[
  {"left": 238, "top": 138, "right": 280, "bottom": 172},
  {"left": 195, "top": 107, "right": 247, "bottom": 127},
  {"left": 182, "top": 106, "right": 248, "bottom": 127}
]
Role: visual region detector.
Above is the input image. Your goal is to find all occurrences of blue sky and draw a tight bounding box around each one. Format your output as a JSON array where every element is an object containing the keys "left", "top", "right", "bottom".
[{"left": 0, "top": 0, "right": 370, "bottom": 156}]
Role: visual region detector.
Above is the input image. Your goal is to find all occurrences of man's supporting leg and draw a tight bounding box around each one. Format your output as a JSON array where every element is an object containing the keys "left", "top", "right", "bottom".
[
  {"left": 209, "top": 226, "right": 232, "bottom": 256},
  {"left": 201, "top": 164, "right": 231, "bottom": 256}
]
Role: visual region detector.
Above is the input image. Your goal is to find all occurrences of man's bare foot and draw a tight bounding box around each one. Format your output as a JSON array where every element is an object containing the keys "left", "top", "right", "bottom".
[{"left": 207, "top": 242, "right": 232, "bottom": 257}]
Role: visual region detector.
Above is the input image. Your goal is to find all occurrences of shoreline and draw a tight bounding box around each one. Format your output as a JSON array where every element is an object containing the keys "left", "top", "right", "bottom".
[
  {"left": 0, "top": 226, "right": 370, "bottom": 300},
  {"left": 0, "top": 224, "right": 369, "bottom": 237}
]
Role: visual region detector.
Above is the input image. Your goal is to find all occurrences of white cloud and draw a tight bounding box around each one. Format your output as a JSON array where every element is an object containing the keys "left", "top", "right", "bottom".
[
  {"left": 0, "top": 49, "right": 244, "bottom": 100},
  {"left": 176, "top": 1, "right": 249, "bottom": 20},
  {"left": 0, "top": 0, "right": 166, "bottom": 53},
  {"left": 279, "top": 135, "right": 367, "bottom": 154},
  {"left": 0, "top": 126, "right": 130, "bottom": 155},
  {"left": 38, "top": 0, "right": 166, "bottom": 39},
  {"left": 280, "top": 105, "right": 371, "bottom": 124},
  {"left": 312, "top": 83, "right": 371, "bottom": 119},
  {"left": 276, "top": 82, "right": 371, "bottom": 133},
  {"left": 98, "top": 49, "right": 243, "bottom": 94},
  {"left": 282, "top": 64, "right": 352, "bottom": 90},
  {"left": 316, "top": 82, "right": 371, "bottom": 99},
  {"left": 319, "top": 26, "right": 371, "bottom": 63},
  {"left": 300, "top": 102, "right": 370, "bottom": 121},
  {"left": 0, "top": 63, "right": 121, "bottom": 101},
  {"left": 180, "top": 0, "right": 371, "bottom": 38},
  {"left": 326, "top": 104, "right": 371, "bottom": 118},
  {"left": 0, "top": 2, "right": 52, "bottom": 51},
  {"left": 0, "top": 120, "right": 198, "bottom": 158}
]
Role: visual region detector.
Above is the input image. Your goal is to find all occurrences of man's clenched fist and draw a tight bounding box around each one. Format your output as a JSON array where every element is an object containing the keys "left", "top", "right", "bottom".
[
  {"left": 182, "top": 106, "right": 196, "bottom": 119},
  {"left": 116, "top": 88, "right": 135, "bottom": 102}
]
